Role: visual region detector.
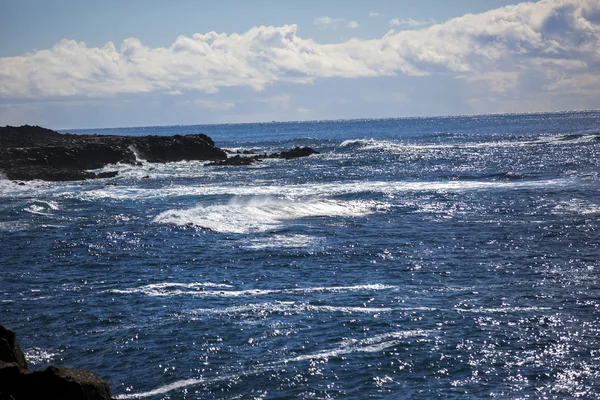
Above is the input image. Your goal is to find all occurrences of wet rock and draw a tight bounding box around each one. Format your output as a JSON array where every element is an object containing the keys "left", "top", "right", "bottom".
[
  {"left": 206, "top": 155, "right": 262, "bottom": 166},
  {"left": 0, "top": 325, "right": 113, "bottom": 400},
  {"left": 0, "top": 326, "right": 27, "bottom": 370},
  {"left": 207, "top": 146, "right": 319, "bottom": 167},
  {"left": 269, "top": 146, "right": 319, "bottom": 159},
  {"left": 17, "top": 366, "right": 112, "bottom": 400}
]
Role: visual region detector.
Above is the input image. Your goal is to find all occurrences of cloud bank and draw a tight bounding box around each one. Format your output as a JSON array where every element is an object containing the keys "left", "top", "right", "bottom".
[{"left": 0, "top": 0, "right": 598, "bottom": 103}]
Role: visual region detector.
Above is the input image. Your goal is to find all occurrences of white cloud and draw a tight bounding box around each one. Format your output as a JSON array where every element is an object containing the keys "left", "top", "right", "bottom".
[
  {"left": 313, "top": 16, "right": 345, "bottom": 30},
  {"left": 347, "top": 20, "right": 360, "bottom": 29},
  {"left": 194, "top": 99, "right": 235, "bottom": 111},
  {"left": 0, "top": 0, "right": 599, "bottom": 107},
  {"left": 369, "top": 11, "right": 380, "bottom": 18},
  {"left": 389, "top": 18, "right": 436, "bottom": 28}
]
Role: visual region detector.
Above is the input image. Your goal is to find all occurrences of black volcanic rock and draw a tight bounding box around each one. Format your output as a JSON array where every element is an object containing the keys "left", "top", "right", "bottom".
[
  {"left": 0, "top": 326, "right": 27, "bottom": 370},
  {"left": 206, "top": 155, "right": 263, "bottom": 166},
  {"left": 270, "top": 146, "right": 319, "bottom": 159},
  {"left": 16, "top": 366, "right": 113, "bottom": 400},
  {"left": 207, "top": 146, "right": 319, "bottom": 168},
  {"left": 0, "top": 325, "right": 113, "bottom": 400},
  {"left": 0, "top": 125, "right": 227, "bottom": 181}
]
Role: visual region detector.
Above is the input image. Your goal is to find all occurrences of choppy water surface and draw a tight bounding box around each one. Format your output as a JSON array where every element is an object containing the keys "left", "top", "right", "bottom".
[{"left": 2, "top": 111, "right": 600, "bottom": 399}]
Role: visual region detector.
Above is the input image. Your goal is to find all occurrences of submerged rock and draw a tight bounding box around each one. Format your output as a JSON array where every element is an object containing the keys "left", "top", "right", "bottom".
[{"left": 0, "top": 325, "right": 113, "bottom": 400}]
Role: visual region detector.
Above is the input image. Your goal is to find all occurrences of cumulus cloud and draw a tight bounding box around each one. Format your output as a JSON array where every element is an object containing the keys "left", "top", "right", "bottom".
[
  {"left": 0, "top": 0, "right": 599, "bottom": 104},
  {"left": 369, "top": 11, "right": 380, "bottom": 18},
  {"left": 347, "top": 20, "right": 360, "bottom": 29}
]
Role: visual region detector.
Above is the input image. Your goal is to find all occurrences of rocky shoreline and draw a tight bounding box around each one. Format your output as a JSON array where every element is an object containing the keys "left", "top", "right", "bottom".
[
  {"left": 0, "top": 325, "right": 113, "bottom": 400},
  {"left": 0, "top": 125, "right": 318, "bottom": 181}
]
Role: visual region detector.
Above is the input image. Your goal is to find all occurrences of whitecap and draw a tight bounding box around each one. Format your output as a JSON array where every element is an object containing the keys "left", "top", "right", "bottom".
[
  {"left": 114, "top": 329, "right": 427, "bottom": 399},
  {"left": 189, "top": 301, "right": 392, "bottom": 317},
  {"left": 109, "top": 283, "right": 396, "bottom": 298},
  {"left": 67, "top": 178, "right": 576, "bottom": 203},
  {"left": 242, "top": 234, "right": 322, "bottom": 249},
  {"left": 152, "top": 197, "right": 384, "bottom": 233},
  {"left": 552, "top": 199, "right": 600, "bottom": 216},
  {"left": 454, "top": 306, "right": 552, "bottom": 313},
  {"left": 23, "top": 200, "right": 60, "bottom": 216}
]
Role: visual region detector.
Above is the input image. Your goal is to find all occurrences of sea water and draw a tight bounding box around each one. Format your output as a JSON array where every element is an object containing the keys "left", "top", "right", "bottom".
[{"left": 1, "top": 111, "right": 600, "bottom": 399}]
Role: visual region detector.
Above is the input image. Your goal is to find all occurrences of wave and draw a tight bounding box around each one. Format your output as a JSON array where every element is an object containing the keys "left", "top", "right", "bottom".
[
  {"left": 535, "top": 133, "right": 600, "bottom": 144},
  {"left": 109, "top": 283, "right": 396, "bottom": 298},
  {"left": 243, "top": 234, "right": 322, "bottom": 249},
  {"left": 153, "top": 197, "right": 383, "bottom": 233},
  {"left": 67, "top": 177, "right": 575, "bottom": 203},
  {"left": 552, "top": 199, "right": 600, "bottom": 215},
  {"left": 339, "top": 138, "right": 528, "bottom": 152},
  {"left": 454, "top": 306, "right": 552, "bottom": 313},
  {"left": 189, "top": 301, "right": 393, "bottom": 317},
  {"left": 23, "top": 200, "right": 60, "bottom": 216},
  {"left": 115, "top": 329, "right": 428, "bottom": 399},
  {"left": 339, "top": 134, "right": 600, "bottom": 153}
]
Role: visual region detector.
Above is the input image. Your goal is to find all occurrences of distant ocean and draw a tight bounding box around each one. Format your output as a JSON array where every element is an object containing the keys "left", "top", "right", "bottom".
[{"left": 2, "top": 110, "right": 600, "bottom": 399}]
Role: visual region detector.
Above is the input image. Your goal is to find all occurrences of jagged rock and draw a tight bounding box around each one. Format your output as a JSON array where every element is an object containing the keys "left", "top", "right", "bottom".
[
  {"left": 0, "top": 325, "right": 113, "bottom": 400},
  {"left": 0, "top": 125, "right": 227, "bottom": 181},
  {"left": 206, "top": 155, "right": 262, "bottom": 166},
  {"left": 207, "top": 146, "right": 319, "bottom": 167},
  {"left": 0, "top": 326, "right": 27, "bottom": 370},
  {"left": 17, "top": 366, "right": 112, "bottom": 400},
  {"left": 4, "top": 166, "right": 119, "bottom": 182},
  {"left": 270, "top": 146, "right": 319, "bottom": 159}
]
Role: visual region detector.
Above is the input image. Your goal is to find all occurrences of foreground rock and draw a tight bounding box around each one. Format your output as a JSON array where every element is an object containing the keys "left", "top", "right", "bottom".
[
  {"left": 0, "top": 325, "right": 113, "bottom": 400},
  {"left": 0, "top": 125, "right": 227, "bottom": 181}
]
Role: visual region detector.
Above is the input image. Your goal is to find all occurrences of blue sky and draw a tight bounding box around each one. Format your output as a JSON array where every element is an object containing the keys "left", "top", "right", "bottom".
[{"left": 1, "top": 0, "right": 599, "bottom": 129}]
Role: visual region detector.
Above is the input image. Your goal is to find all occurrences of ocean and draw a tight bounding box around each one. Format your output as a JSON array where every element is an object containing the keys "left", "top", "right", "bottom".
[{"left": 1, "top": 110, "right": 600, "bottom": 399}]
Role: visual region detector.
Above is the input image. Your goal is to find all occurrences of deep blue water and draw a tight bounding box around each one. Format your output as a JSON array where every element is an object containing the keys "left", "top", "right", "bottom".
[{"left": 2, "top": 111, "right": 600, "bottom": 399}]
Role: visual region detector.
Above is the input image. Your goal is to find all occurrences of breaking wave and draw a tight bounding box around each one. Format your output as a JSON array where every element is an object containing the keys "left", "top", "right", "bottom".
[{"left": 152, "top": 197, "right": 384, "bottom": 233}]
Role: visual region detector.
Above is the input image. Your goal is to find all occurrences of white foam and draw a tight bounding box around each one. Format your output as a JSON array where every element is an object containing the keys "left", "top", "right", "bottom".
[
  {"left": 552, "top": 199, "right": 600, "bottom": 216},
  {"left": 66, "top": 177, "right": 575, "bottom": 203},
  {"left": 109, "top": 282, "right": 233, "bottom": 296},
  {"left": 339, "top": 136, "right": 600, "bottom": 153},
  {"left": 454, "top": 306, "right": 552, "bottom": 313},
  {"left": 23, "top": 200, "right": 60, "bottom": 216},
  {"left": 114, "top": 329, "right": 427, "bottom": 399},
  {"left": 190, "top": 301, "right": 392, "bottom": 317},
  {"left": 109, "top": 283, "right": 396, "bottom": 298},
  {"left": 153, "top": 197, "right": 384, "bottom": 233},
  {"left": 243, "top": 234, "right": 321, "bottom": 249},
  {"left": 24, "top": 347, "right": 62, "bottom": 365},
  {"left": 339, "top": 138, "right": 535, "bottom": 152}
]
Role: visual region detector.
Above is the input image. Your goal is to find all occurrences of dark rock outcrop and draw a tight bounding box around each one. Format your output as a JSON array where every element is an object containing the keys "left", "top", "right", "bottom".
[
  {"left": 269, "top": 146, "right": 319, "bottom": 159},
  {"left": 0, "top": 125, "right": 320, "bottom": 179},
  {"left": 209, "top": 146, "right": 319, "bottom": 167},
  {"left": 0, "top": 125, "right": 227, "bottom": 181},
  {"left": 0, "top": 325, "right": 112, "bottom": 400},
  {"left": 206, "top": 155, "right": 263, "bottom": 167},
  {"left": 0, "top": 325, "right": 27, "bottom": 370}
]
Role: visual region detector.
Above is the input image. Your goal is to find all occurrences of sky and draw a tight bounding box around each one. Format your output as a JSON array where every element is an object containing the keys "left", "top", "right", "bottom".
[{"left": 0, "top": 0, "right": 599, "bottom": 129}]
